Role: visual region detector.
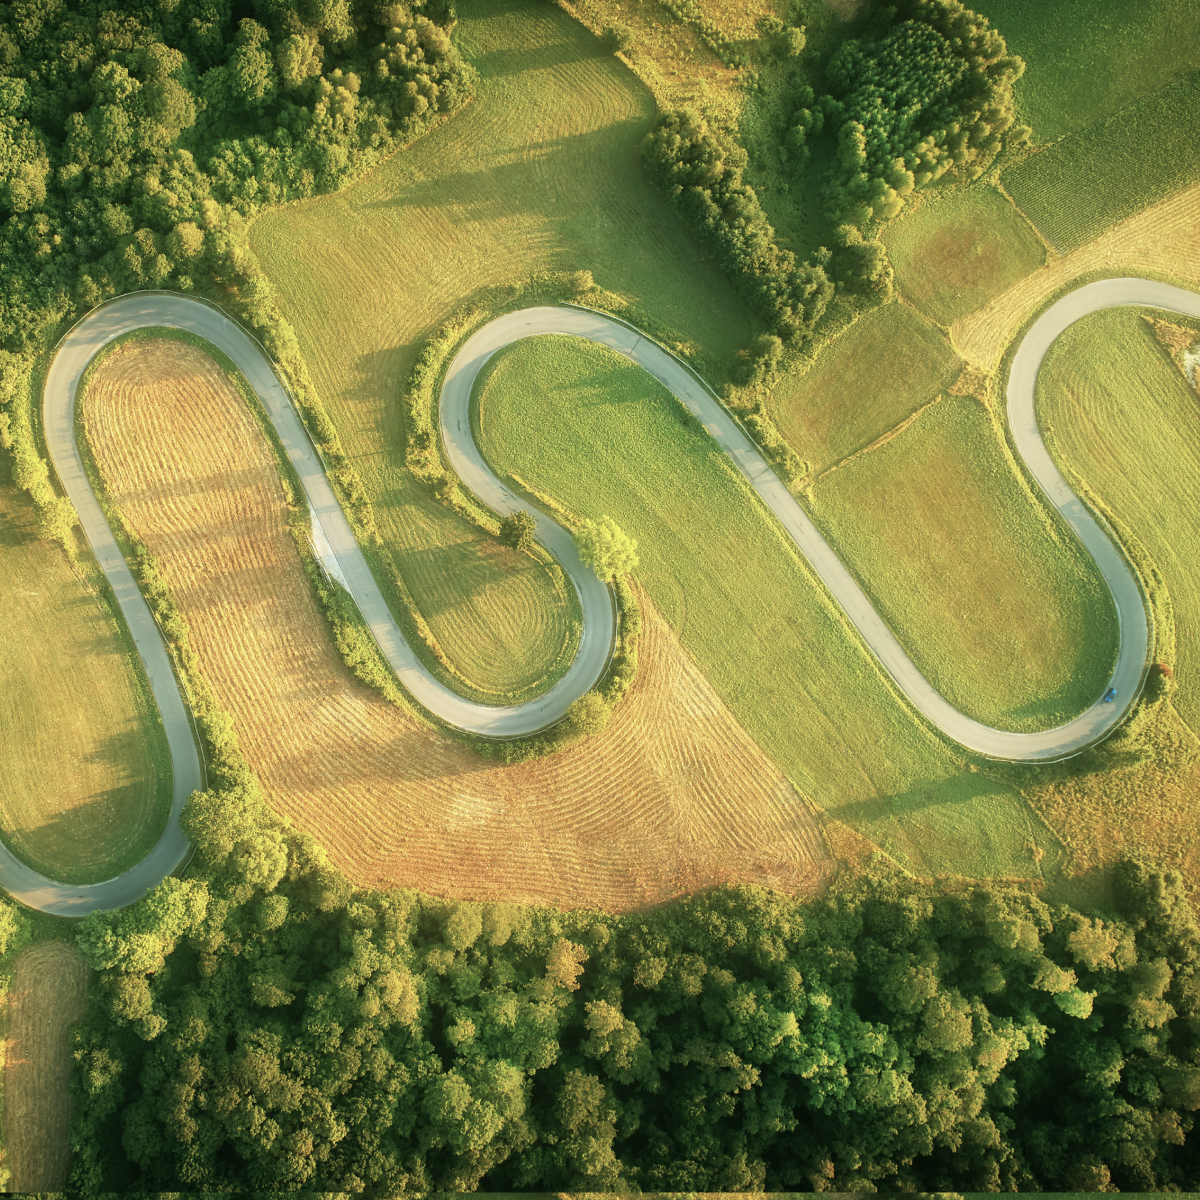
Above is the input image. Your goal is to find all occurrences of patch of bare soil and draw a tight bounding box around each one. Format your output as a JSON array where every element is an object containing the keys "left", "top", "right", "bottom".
[
  {"left": 84, "top": 338, "right": 832, "bottom": 912},
  {"left": 3, "top": 941, "right": 88, "bottom": 1191}
]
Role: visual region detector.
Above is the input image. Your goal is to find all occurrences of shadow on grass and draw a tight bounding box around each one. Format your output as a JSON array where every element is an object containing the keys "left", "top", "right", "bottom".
[
  {"left": 468, "top": 35, "right": 597, "bottom": 80},
  {"left": 823, "top": 772, "right": 1010, "bottom": 827},
  {"left": 392, "top": 535, "right": 553, "bottom": 619},
  {"left": 4, "top": 764, "right": 167, "bottom": 886},
  {"left": 358, "top": 120, "right": 651, "bottom": 225}
]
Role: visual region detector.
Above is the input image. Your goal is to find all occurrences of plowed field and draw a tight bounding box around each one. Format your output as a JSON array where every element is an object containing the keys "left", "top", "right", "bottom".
[
  {"left": 82, "top": 338, "right": 831, "bottom": 910},
  {"left": 3, "top": 941, "right": 88, "bottom": 1191}
]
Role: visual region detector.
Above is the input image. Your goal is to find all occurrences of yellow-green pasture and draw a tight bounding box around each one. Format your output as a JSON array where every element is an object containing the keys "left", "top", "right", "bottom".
[
  {"left": 250, "top": 0, "right": 754, "bottom": 704},
  {"left": 474, "top": 333, "right": 1064, "bottom": 880},
  {"left": 0, "top": 466, "right": 171, "bottom": 884}
]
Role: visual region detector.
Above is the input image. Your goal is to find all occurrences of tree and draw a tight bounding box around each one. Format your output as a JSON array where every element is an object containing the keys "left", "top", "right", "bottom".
[
  {"left": 602, "top": 24, "right": 634, "bottom": 55},
  {"left": 575, "top": 516, "right": 638, "bottom": 582},
  {"left": 568, "top": 691, "right": 610, "bottom": 737},
  {"left": 499, "top": 509, "right": 537, "bottom": 553}
]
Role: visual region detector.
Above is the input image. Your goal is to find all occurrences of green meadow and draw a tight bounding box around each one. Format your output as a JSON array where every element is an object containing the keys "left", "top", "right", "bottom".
[{"left": 475, "top": 333, "right": 1063, "bottom": 879}]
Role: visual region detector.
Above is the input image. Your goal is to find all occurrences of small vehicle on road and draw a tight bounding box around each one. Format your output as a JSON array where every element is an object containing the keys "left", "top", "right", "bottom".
[{"left": 1102, "top": 687, "right": 1118, "bottom": 703}]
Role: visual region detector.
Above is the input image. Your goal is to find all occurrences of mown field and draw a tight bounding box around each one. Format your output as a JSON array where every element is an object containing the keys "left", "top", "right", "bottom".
[
  {"left": 476, "top": 334, "right": 1064, "bottom": 879},
  {"left": 81, "top": 336, "right": 831, "bottom": 910},
  {"left": 972, "top": 0, "right": 1200, "bottom": 139},
  {"left": 768, "top": 301, "right": 963, "bottom": 473},
  {"left": 884, "top": 186, "right": 1047, "bottom": 327},
  {"left": 1024, "top": 308, "right": 1200, "bottom": 884},
  {"left": 1039, "top": 310, "right": 1200, "bottom": 738},
  {"left": 250, "top": 0, "right": 753, "bottom": 704},
  {"left": 1002, "top": 70, "right": 1200, "bottom": 254},
  {"left": 809, "top": 391, "right": 1118, "bottom": 731},
  {"left": 0, "top": 465, "right": 170, "bottom": 885},
  {"left": 951, "top": 183, "right": 1200, "bottom": 369},
  {"left": 2, "top": 940, "right": 88, "bottom": 1191}
]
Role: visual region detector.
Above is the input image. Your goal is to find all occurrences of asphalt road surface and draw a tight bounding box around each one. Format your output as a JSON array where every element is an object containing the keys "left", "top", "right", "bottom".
[{"left": 20, "top": 277, "right": 1200, "bottom": 913}]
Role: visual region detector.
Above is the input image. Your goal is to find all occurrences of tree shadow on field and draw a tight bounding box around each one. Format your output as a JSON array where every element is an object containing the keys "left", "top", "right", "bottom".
[
  {"left": 393, "top": 537, "right": 546, "bottom": 619},
  {"left": 823, "top": 773, "right": 1012, "bottom": 827},
  {"left": 5, "top": 769, "right": 159, "bottom": 885},
  {"left": 469, "top": 36, "right": 596, "bottom": 81},
  {"left": 359, "top": 121, "right": 650, "bottom": 227}
]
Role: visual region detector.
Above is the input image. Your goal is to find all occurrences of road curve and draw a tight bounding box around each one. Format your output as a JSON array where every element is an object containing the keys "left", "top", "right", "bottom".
[{"left": 18, "top": 277, "right": 1200, "bottom": 914}]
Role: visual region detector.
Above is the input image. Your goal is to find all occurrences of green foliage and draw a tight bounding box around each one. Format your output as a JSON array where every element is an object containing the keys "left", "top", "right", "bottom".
[
  {"left": 819, "top": 0, "right": 1023, "bottom": 226},
  {"left": 641, "top": 108, "right": 833, "bottom": 342},
  {"left": 575, "top": 515, "right": 638, "bottom": 582},
  {"left": 567, "top": 690, "right": 610, "bottom": 737},
  {"left": 600, "top": 24, "right": 634, "bottom": 55},
  {"left": 498, "top": 508, "right": 537, "bottom": 553},
  {"left": 1002, "top": 69, "right": 1200, "bottom": 253},
  {"left": 0, "top": 0, "right": 476, "bottom": 360},
  {"left": 68, "top": 844, "right": 1200, "bottom": 1191},
  {"left": 0, "top": 895, "right": 29, "bottom": 960}
]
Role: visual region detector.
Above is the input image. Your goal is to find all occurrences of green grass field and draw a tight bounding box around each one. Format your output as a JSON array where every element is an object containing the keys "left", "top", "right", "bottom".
[
  {"left": 1002, "top": 70, "right": 1200, "bottom": 254},
  {"left": 0, "top": 465, "right": 172, "bottom": 885},
  {"left": 475, "top": 333, "right": 1064, "bottom": 879},
  {"left": 768, "top": 302, "right": 963, "bottom": 474},
  {"left": 1038, "top": 309, "right": 1200, "bottom": 739},
  {"left": 809, "top": 391, "right": 1118, "bottom": 731},
  {"left": 884, "top": 186, "right": 1048, "bottom": 327},
  {"left": 972, "top": 0, "right": 1200, "bottom": 140},
  {"left": 250, "top": 0, "right": 754, "bottom": 705}
]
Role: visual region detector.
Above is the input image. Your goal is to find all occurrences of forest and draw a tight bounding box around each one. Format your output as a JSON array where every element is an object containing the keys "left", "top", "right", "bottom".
[
  {"left": 0, "top": 0, "right": 475, "bottom": 541},
  {"left": 69, "top": 775, "right": 1200, "bottom": 1192},
  {"left": 641, "top": 0, "right": 1023, "bottom": 347}
]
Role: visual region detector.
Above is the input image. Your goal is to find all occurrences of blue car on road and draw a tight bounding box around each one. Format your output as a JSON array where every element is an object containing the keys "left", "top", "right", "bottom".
[{"left": 1103, "top": 687, "right": 1117, "bottom": 703}]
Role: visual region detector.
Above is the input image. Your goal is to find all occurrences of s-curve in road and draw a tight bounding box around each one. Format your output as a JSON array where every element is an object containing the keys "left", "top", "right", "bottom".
[{"left": 23, "top": 278, "right": 1200, "bottom": 913}]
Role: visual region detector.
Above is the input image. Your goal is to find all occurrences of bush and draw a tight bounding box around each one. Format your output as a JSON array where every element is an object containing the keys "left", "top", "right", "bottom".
[
  {"left": 567, "top": 690, "right": 611, "bottom": 736},
  {"left": 576, "top": 515, "right": 638, "bottom": 582},
  {"left": 601, "top": 24, "right": 635, "bottom": 55},
  {"left": 498, "top": 509, "right": 537, "bottom": 552}
]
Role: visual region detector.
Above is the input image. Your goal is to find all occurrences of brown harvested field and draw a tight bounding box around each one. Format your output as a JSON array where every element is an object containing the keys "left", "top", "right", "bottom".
[
  {"left": 82, "top": 338, "right": 831, "bottom": 911},
  {"left": 954, "top": 181, "right": 1200, "bottom": 366},
  {"left": 3, "top": 940, "right": 88, "bottom": 1192}
]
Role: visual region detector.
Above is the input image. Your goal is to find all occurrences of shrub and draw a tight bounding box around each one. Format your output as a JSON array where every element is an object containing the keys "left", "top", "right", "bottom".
[
  {"left": 576, "top": 516, "right": 638, "bottom": 582},
  {"left": 601, "top": 24, "right": 634, "bottom": 55},
  {"left": 567, "top": 690, "right": 611, "bottom": 736},
  {"left": 499, "top": 509, "right": 537, "bottom": 552}
]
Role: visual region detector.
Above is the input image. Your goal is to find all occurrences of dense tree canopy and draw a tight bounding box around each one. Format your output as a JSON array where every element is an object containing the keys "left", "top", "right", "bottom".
[
  {"left": 819, "top": 0, "right": 1024, "bottom": 224},
  {"left": 0, "top": 0, "right": 474, "bottom": 353},
  {"left": 70, "top": 772, "right": 1200, "bottom": 1194},
  {"left": 641, "top": 107, "right": 834, "bottom": 342}
]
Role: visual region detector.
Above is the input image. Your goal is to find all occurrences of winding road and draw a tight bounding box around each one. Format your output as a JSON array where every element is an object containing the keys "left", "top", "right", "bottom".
[{"left": 14, "top": 277, "right": 1200, "bottom": 914}]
